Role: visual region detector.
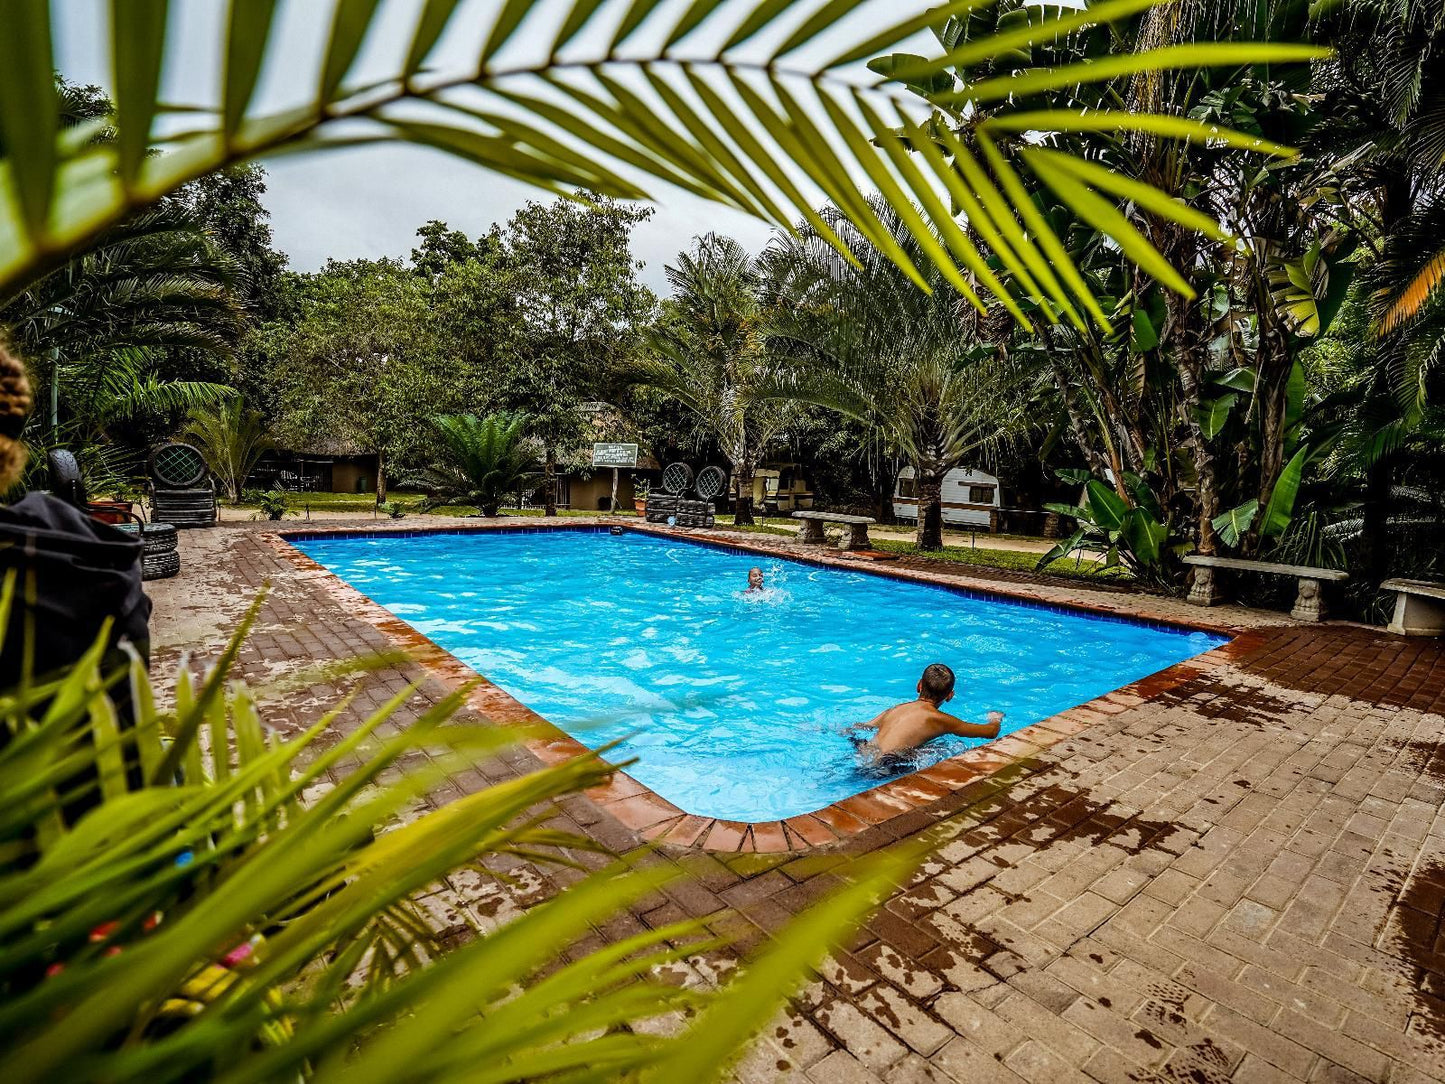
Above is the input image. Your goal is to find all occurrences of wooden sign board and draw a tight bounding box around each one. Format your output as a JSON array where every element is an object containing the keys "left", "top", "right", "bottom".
[{"left": 592, "top": 443, "right": 639, "bottom": 469}]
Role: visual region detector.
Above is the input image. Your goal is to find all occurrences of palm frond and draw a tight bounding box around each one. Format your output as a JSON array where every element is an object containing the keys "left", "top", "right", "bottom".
[
  {"left": 0, "top": 0, "right": 1319, "bottom": 327},
  {"left": 1379, "top": 241, "right": 1445, "bottom": 333}
]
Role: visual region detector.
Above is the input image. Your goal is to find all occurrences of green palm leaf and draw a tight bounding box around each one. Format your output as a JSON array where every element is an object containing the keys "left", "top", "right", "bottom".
[{"left": 0, "top": 0, "right": 1319, "bottom": 329}]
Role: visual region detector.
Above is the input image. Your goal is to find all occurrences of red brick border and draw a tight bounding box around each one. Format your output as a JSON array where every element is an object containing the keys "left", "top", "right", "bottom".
[{"left": 263, "top": 521, "right": 1263, "bottom": 853}]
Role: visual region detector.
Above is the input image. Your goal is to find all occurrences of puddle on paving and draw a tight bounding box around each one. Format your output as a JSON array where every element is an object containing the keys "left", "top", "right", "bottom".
[{"left": 1391, "top": 858, "right": 1445, "bottom": 1043}]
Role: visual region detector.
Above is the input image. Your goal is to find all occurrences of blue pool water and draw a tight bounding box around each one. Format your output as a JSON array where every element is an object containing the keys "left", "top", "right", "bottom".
[{"left": 292, "top": 529, "right": 1225, "bottom": 821}]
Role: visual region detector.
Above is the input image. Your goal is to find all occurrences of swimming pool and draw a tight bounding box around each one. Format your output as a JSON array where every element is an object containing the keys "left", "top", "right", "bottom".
[{"left": 292, "top": 528, "right": 1225, "bottom": 821}]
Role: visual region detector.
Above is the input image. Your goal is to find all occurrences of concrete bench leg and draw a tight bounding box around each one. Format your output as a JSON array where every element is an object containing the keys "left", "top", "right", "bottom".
[
  {"left": 1389, "top": 593, "right": 1445, "bottom": 636},
  {"left": 844, "top": 523, "right": 871, "bottom": 551},
  {"left": 1187, "top": 566, "right": 1224, "bottom": 607},
  {"left": 1291, "top": 577, "right": 1327, "bottom": 622},
  {"left": 799, "top": 518, "right": 825, "bottom": 545}
]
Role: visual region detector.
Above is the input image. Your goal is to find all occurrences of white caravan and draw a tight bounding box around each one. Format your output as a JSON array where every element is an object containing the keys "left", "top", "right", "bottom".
[{"left": 892, "top": 467, "right": 1002, "bottom": 528}]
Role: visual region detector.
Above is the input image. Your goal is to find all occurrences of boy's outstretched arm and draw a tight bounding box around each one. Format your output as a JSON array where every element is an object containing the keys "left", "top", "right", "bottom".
[{"left": 942, "top": 712, "right": 1002, "bottom": 740}]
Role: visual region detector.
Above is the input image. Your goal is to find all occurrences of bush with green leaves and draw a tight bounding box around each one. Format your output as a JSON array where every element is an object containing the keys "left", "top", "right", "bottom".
[
  {"left": 252, "top": 489, "right": 289, "bottom": 522},
  {"left": 414, "top": 414, "right": 539, "bottom": 517},
  {"left": 0, "top": 592, "right": 914, "bottom": 1083},
  {"left": 1039, "top": 469, "right": 1182, "bottom": 586},
  {"left": 183, "top": 397, "right": 271, "bottom": 504}
]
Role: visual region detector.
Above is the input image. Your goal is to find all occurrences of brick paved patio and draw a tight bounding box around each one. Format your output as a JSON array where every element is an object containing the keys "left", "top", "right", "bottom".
[{"left": 150, "top": 518, "right": 1445, "bottom": 1083}]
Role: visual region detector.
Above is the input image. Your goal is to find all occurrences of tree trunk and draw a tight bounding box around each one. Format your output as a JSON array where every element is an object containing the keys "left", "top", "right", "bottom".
[
  {"left": 1360, "top": 453, "right": 1393, "bottom": 586},
  {"left": 544, "top": 447, "right": 557, "bottom": 517},
  {"left": 875, "top": 463, "right": 899, "bottom": 524},
  {"left": 916, "top": 469, "right": 945, "bottom": 551},
  {"left": 1055, "top": 371, "right": 1115, "bottom": 482},
  {"left": 376, "top": 449, "right": 387, "bottom": 504},
  {"left": 1174, "top": 334, "right": 1219, "bottom": 555},
  {"left": 734, "top": 460, "right": 756, "bottom": 526},
  {"left": 1244, "top": 333, "right": 1292, "bottom": 557}
]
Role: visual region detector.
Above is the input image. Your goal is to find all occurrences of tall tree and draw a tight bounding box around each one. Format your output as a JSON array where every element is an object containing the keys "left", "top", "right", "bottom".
[
  {"left": 761, "top": 204, "right": 1030, "bottom": 549},
  {"left": 260, "top": 258, "right": 447, "bottom": 500},
  {"left": 410, "top": 220, "right": 501, "bottom": 282},
  {"left": 632, "top": 234, "right": 788, "bottom": 526},
  {"left": 497, "top": 197, "right": 654, "bottom": 515},
  {"left": 173, "top": 164, "right": 288, "bottom": 320}
]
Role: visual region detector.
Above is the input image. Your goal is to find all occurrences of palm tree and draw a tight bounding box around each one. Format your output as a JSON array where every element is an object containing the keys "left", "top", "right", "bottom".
[
  {"left": 629, "top": 235, "right": 788, "bottom": 526},
  {"left": 0, "top": 206, "right": 240, "bottom": 444},
  {"left": 0, "top": 3, "right": 1318, "bottom": 326},
  {"left": 182, "top": 396, "right": 271, "bottom": 503},
  {"left": 759, "top": 204, "right": 1033, "bottom": 550},
  {"left": 415, "top": 413, "right": 539, "bottom": 516}
]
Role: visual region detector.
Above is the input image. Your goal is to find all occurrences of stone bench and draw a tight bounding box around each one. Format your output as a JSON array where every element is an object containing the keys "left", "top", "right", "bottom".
[
  {"left": 1382, "top": 578, "right": 1445, "bottom": 637},
  {"left": 793, "top": 510, "right": 875, "bottom": 551},
  {"left": 1183, "top": 554, "right": 1348, "bottom": 622}
]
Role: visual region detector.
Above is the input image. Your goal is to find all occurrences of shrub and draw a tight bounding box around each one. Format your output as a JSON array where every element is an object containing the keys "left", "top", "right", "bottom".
[
  {"left": 413, "top": 414, "right": 538, "bottom": 517},
  {"left": 253, "top": 490, "right": 289, "bottom": 521}
]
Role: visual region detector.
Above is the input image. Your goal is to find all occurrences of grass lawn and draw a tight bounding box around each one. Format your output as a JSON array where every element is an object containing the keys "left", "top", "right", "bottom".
[
  {"left": 710, "top": 517, "right": 796, "bottom": 538},
  {"left": 868, "top": 538, "right": 1130, "bottom": 583},
  {"left": 236, "top": 491, "right": 603, "bottom": 519}
]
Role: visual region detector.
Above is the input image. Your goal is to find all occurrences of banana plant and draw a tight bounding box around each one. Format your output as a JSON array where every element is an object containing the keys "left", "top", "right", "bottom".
[
  {"left": 1211, "top": 443, "right": 1311, "bottom": 546},
  {"left": 1039, "top": 468, "right": 1179, "bottom": 583},
  {"left": 0, "top": 0, "right": 1323, "bottom": 326},
  {"left": 0, "top": 589, "right": 917, "bottom": 1083}
]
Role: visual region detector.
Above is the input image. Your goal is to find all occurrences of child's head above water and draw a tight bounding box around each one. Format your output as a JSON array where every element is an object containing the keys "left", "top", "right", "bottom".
[
  {"left": 747, "top": 567, "right": 765, "bottom": 591},
  {"left": 917, "top": 662, "right": 955, "bottom": 705}
]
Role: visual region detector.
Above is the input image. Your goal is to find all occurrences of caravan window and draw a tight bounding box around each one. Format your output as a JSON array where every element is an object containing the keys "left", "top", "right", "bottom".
[
  {"left": 969, "top": 485, "right": 995, "bottom": 505},
  {"left": 898, "top": 476, "right": 917, "bottom": 498}
]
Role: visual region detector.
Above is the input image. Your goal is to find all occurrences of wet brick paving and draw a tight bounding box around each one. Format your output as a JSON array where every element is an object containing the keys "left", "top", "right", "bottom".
[{"left": 149, "top": 519, "right": 1445, "bottom": 1083}]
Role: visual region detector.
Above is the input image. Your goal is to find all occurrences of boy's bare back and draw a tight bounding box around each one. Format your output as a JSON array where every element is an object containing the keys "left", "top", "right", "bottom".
[
  {"left": 868, "top": 699, "right": 999, "bottom": 753},
  {"left": 848, "top": 663, "right": 1002, "bottom": 760}
]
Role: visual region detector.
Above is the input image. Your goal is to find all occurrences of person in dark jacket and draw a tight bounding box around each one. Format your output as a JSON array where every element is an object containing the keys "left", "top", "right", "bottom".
[{"left": 0, "top": 343, "right": 151, "bottom": 694}]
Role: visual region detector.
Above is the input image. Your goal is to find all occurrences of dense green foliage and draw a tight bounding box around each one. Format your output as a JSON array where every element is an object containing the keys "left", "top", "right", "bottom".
[
  {"left": 758, "top": 201, "right": 1036, "bottom": 549},
  {"left": 252, "top": 196, "right": 655, "bottom": 507}
]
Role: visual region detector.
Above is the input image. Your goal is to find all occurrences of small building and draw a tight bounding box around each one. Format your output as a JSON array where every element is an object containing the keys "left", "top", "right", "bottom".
[
  {"left": 249, "top": 444, "right": 380, "bottom": 493},
  {"left": 554, "top": 454, "right": 661, "bottom": 511},
  {"left": 745, "top": 463, "right": 814, "bottom": 514},
  {"left": 892, "top": 466, "right": 1002, "bottom": 528}
]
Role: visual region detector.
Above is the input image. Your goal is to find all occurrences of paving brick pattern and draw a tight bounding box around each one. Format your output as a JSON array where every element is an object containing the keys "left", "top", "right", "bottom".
[{"left": 150, "top": 519, "right": 1445, "bottom": 1083}]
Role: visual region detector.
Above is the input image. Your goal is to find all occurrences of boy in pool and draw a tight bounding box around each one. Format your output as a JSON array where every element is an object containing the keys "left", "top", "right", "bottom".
[
  {"left": 848, "top": 663, "right": 1003, "bottom": 767},
  {"left": 746, "top": 567, "right": 765, "bottom": 592}
]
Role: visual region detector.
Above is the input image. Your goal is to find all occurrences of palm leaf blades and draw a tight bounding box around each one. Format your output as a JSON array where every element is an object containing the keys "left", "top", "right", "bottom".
[{"left": 0, "top": 0, "right": 1321, "bottom": 326}]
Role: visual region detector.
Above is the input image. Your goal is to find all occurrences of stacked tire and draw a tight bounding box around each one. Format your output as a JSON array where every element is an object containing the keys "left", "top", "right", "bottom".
[
  {"left": 116, "top": 522, "right": 180, "bottom": 581},
  {"left": 149, "top": 443, "right": 218, "bottom": 528},
  {"left": 676, "top": 498, "right": 715, "bottom": 528},
  {"left": 645, "top": 493, "right": 679, "bottom": 523},
  {"left": 151, "top": 489, "right": 217, "bottom": 527}
]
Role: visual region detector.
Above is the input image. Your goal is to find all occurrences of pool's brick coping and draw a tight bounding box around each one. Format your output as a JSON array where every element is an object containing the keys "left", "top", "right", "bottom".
[{"left": 265, "top": 520, "right": 1266, "bottom": 853}]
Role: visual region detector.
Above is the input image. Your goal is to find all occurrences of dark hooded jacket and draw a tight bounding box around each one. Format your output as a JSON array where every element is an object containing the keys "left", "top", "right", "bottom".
[{"left": 0, "top": 492, "right": 151, "bottom": 688}]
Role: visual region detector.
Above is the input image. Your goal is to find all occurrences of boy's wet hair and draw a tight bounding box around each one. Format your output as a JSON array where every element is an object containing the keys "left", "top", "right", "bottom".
[{"left": 919, "top": 663, "right": 955, "bottom": 703}]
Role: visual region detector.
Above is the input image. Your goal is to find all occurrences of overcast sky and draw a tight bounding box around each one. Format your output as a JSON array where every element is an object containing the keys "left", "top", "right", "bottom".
[{"left": 51, "top": 0, "right": 831, "bottom": 292}]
